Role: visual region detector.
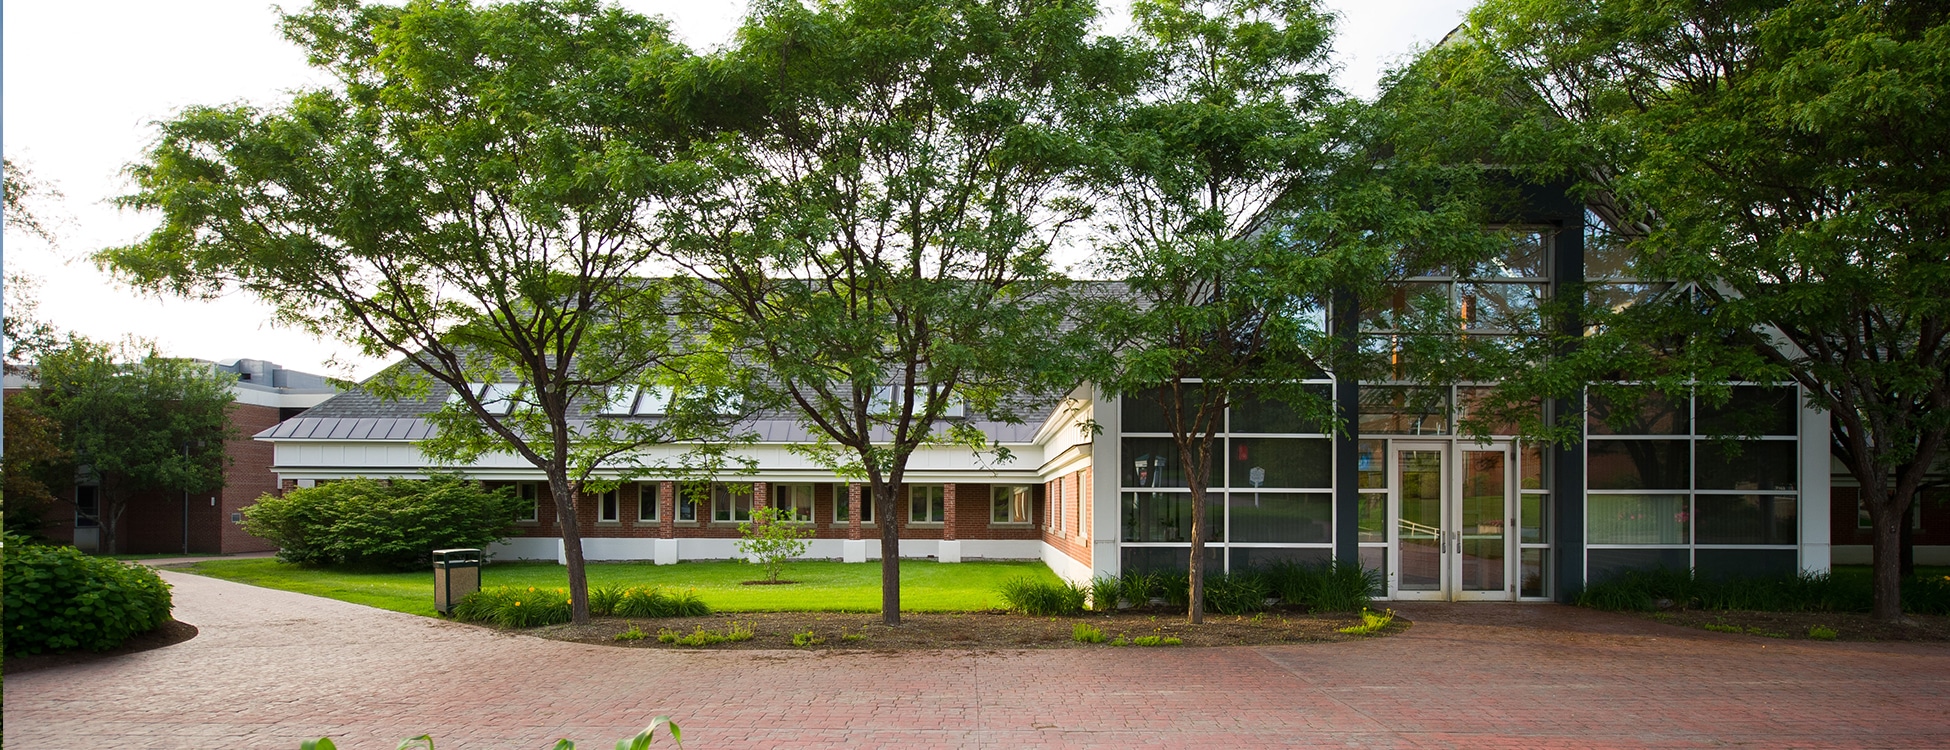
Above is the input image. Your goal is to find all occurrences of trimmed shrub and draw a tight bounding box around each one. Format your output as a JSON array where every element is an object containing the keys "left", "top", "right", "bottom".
[
  {"left": 995, "top": 576, "right": 1088, "bottom": 616},
  {"left": 242, "top": 475, "right": 527, "bottom": 570},
  {"left": 4, "top": 539, "right": 173, "bottom": 655}
]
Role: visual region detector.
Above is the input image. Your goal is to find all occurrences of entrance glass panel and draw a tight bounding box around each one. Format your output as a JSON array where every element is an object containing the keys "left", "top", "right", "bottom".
[
  {"left": 1397, "top": 450, "right": 1444, "bottom": 594},
  {"left": 1458, "top": 450, "right": 1508, "bottom": 598},
  {"left": 1389, "top": 443, "right": 1519, "bottom": 601}
]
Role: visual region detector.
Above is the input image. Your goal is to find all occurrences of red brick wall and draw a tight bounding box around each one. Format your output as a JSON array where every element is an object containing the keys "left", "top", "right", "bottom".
[
  {"left": 1041, "top": 468, "right": 1092, "bottom": 567},
  {"left": 218, "top": 402, "right": 285, "bottom": 553},
  {"left": 1830, "top": 485, "right": 1950, "bottom": 546}
]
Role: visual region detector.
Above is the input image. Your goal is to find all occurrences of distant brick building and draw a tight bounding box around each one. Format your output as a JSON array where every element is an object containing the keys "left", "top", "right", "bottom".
[{"left": 9, "top": 359, "right": 338, "bottom": 555}]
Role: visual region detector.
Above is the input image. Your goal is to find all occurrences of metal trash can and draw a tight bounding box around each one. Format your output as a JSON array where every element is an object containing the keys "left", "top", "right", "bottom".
[{"left": 432, "top": 548, "right": 483, "bottom": 615}]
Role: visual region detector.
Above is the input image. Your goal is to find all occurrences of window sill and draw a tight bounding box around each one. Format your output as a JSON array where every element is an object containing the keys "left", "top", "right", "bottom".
[
  {"left": 989, "top": 521, "right": 1033, "bottom": 527},
  {"left": 907, "top": 521, "right": 945, "bottom": 528},
  {"left": 597, "top": 520, "right": 621, "bottom": 525}
]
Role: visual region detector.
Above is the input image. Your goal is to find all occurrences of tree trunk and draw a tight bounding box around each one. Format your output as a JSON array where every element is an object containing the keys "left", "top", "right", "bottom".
[
  {"left": 550, "top": 475, "right": 591, "bottom": 625},
  {"left": 1869, "top": 491, "right": 1906, "bottom": 623},
  {"left": 875, "top": 482, "right": 902, "bottom": 626},
  {"left": 1899, "top": 510, "right": 1916, "bottom": 578},
  {"left": 1187, "top": 482, "right": 1206, "bottom": 625}
]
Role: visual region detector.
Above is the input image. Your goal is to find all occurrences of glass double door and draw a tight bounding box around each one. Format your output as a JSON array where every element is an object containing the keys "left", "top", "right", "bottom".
[{"left": 1392, "top": 442, "right": 1513, "bottom": 601}]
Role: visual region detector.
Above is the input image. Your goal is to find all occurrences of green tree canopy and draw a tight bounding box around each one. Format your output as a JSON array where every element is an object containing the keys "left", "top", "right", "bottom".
[
  {"left": 24, "top": 337, "right": 233, "bottom": 554},
  {"left": 99, "top": 0, "right": 732, "bottom": 623},
  {"left": 1393, "top": 0, "right": 1950, "bottom": 619},
  {"left": 662, "top": 0, "right": 1121, "bottom": 624}
]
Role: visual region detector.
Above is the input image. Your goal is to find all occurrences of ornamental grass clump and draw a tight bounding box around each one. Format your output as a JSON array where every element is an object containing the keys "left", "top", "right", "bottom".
[
  {"left": 995, "top": 576, "right": 1087, "bottom": 616},
  {"left": 2, "top": 537, "right": 174, "bottom": 655},
  {"left": 590, "top": 584, "right": 711, "bottom": 618},
  {"left": 1202, "top": 571, "right": 1271, "bottom": 615},
  {"left": 452, "top": 586, "right": 572, "bottom": 628},
  {"left": 1260, "top": 561, "right": 1375, "bottom": 613}
]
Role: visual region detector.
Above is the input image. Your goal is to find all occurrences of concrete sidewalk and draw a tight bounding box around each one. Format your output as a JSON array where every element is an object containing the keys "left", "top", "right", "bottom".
[{"left": 5, "top": 571, "right": 1948, "bottom": 748}]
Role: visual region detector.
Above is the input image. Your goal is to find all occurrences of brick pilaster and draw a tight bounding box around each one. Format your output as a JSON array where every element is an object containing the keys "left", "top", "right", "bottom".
[
  {"left": 943, "top": 483, "right": 958, "bottom": 541},
  {"left": 848, "top": 483, "right": 863, "bottom": 540},
  {"left": 659, "top": 481, "right": 677, "bottom": 539}
]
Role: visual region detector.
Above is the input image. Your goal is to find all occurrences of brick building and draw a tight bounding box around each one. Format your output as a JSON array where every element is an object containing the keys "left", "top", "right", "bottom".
[{"left": 14, "top": 359, "right": 338, "bottom": 554}]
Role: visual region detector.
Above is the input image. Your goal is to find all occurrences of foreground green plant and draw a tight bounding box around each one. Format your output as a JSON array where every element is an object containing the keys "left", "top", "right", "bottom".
[
  {"left": 1072, "top": 622, "right": 1107, "bottom": 643},
  {"left": 456, "top": 584, "right": 711, "bottom": 629},
  {"left": 1576, "top": 568, "right": 1950, "bottom": 615},
  {"left": 1808, "top": 625, "right": 1839, "bottom": 641},
  {"left": 301, "top": 717, "right": 680, "bottom": 749},
  {"left": 1338, "top": 608, "right": 1394, "bottom": 636},
  {"left": 1131, "top": 635, "right": 1182, "bottom": 647},
  {"left": 657, "top": 622, "right": 756, "bottom": 647},
  {"left": 792, "top": 630, "right": 824, "bottom": 647},
  {"left": 996, "top": 576, "right": 1087, "bottom": 616},
  {"left": 614, "top": 624, "right": 648, "bottom": 642},
  {"left": 3, "top": 538, "right": 173, "bottom": 655}
]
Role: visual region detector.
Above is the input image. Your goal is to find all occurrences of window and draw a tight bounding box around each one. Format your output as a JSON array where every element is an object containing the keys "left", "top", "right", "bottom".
[
  {"left": 516, "top": 482, "right": 540, "bottom": 522},
  {"left": 75, "top": 485, "right": 100, "bottom": 528},
  {"left": 676, "top": 483, "right": 701, "bottom": 522},
  {"left": 992, "top": 485, "right": 1032, "bottom": 524},
  {"left": 1051, "top": 478, "right": 1065, "bottom": 531},
  {"left": 637, "top": 483, "right": 659, "bottom": 522},
  {"left": 597, "top": 488, "right": 619, "bottom": 523},
  {"left": 774, "top": 484, "right": 815, "bottom": 522},
  {"left": 834, "top": 484, "right": 873, "bottom": 523},
  {"left": 713, "top": 484, "right": 753, "bottom": 523},
  {"left": 871, "top": 386, "right": 966, "bottom": 419},
  {"left": 908, "top": 485, "right": 945, "bottom": 523},
  {"left": 600, "top": 386, "right": 672, "bottom": 416},
  {"left": 450, "top": 382, "right": 524, "bottom": 415},
  {"left": 1858, "top": 494, "right": 1923, "bottom": 531}
]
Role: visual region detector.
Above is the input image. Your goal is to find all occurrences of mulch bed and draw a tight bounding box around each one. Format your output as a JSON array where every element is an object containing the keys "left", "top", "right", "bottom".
[
  {"left": 1640, "top": 609, "right": 1950, "bottom": 642},
  {"left": 527, "top": 607, "right": 1405, "bottom": 650},
  {"left": 3, "top": 619, "right": 199, "bottom": 675}
]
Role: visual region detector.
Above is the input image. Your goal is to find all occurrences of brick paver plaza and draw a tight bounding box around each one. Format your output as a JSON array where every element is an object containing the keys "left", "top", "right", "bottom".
[{"left": 6, "top": 571, "right": 1948, "bottom": 748}]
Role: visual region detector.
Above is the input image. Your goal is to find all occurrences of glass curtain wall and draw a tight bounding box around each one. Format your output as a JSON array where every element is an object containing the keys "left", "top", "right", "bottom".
[
  {"left": 1120, "top": 383, "right": 1336, "bottom": 574},
  {"left": 1584, "top": 385, "right": 1801, "bottom": 582}
]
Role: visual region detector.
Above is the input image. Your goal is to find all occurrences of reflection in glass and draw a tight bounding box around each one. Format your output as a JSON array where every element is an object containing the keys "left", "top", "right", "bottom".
[
  {"left": 1228, "top": 493, "right": 1332, "bottom": 543},
  {"left": 1459, "top": 283, "right": 1544, "bottom": 331},
  {"left": 1587, "top": 494, "right": 1690, "bottom": 545},
  {"left": 1359, "top": 546, "right": 1388, "bottom": 595},
  {"left": 1121, "top": 437, "right": 1215, "bottom": 488},
  {"left": 1586, "top": 440, "right": 1690, "bottom": 490},
  {"left": 1121, "top": 386, "right": 1205, "bottom": 434},
  {"left": 1587, "top": 282, "right": 1674, "bottom": 316},
  {"left": 1357, "top": 440, "right": 1386, "bottom": 488},
  {"left": 1694, "top": 441, "right": 1797, "bottom": 491},
  {"left": 1467, "top": 230, "right": 1550, "bottom": 278},
  {"left": 1584, "top": 209, "right": 1635, "bottom": 280},
  {"left": 1357, "top": 492, "right": 1388, "bottom": 542},
  {"left": 1362, "top": 282, "right": 1450, "bottom": 331},
  {"left": 1228, "top": 438, "right": 1332, "bottom": 489},
  {"left": 1121, "top": 492, "right": 1222, "bottom": 543},
  {"left": 1587, "top": 391, "right": 1690, "bottom": 435},
  {"left": 1230, "top": 386, "right": 1332, "bottom": 433},
  {"left": 1519, "top": 441, "right": 1546, "bottom": 489},
  {"left": 1520, "top": 548, "right": 1548, "bottom": 598},
  {"left": 1696, "top": 386, "right": 1797, "bottom": 436},
  {"left": 1460, "top": 451, "right": 1506, "bottom": 592},
  {"left": 1520, "top": 493, "right": 1549, "bottom": 544},
  {"left": 1695, "top": 495, "right": 1797, "bottom": 545},
  {"left": 1458, "top": 386, "right": 1538, "bottom": 436},
  {"left": 1398, "top": 450, "right": 1443, "bottom": 591},
  {"left": 1359, "top": 386, "right": 1451, "bottom": 435}
]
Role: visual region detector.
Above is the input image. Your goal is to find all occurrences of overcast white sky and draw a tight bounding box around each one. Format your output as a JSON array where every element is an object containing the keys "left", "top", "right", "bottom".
[{"left": 3, "top": 0, "right": 1475, "bottom": 381}]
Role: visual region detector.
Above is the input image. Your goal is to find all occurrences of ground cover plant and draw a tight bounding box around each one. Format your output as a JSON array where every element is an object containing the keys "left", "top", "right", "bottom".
[
  {"left": 451, "top": 585, "right": 709, "bottom": 628},
  {"left": 1105, "top": 562, "right": 1374, "bottom": 614},
  {"left": 182, "top": 559, "right": 1062, "bottom": 617},
  {"left": 3, "top": 537, "right": 174, "bottom": 655}
]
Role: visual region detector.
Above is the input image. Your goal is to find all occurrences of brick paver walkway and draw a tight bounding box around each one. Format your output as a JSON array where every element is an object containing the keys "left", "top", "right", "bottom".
[{"left": 5, "top": 571, "right": 1948, "bottom": 748}]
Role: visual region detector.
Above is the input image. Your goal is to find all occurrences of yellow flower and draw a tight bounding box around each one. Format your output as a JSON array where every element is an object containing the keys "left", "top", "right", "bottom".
[{"left": 514, "top": 601, "right": 522, "bottom": 606}]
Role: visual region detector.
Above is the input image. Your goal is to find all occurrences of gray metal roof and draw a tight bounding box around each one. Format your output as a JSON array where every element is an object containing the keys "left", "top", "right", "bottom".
[{"left": 256, "top": 379, "right": 1057, "bottom": 444}]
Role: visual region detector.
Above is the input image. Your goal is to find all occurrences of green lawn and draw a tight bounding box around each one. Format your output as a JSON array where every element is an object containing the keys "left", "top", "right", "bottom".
[{"left": 179, "top": 558, "right": 1062, "bottom": 618}]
